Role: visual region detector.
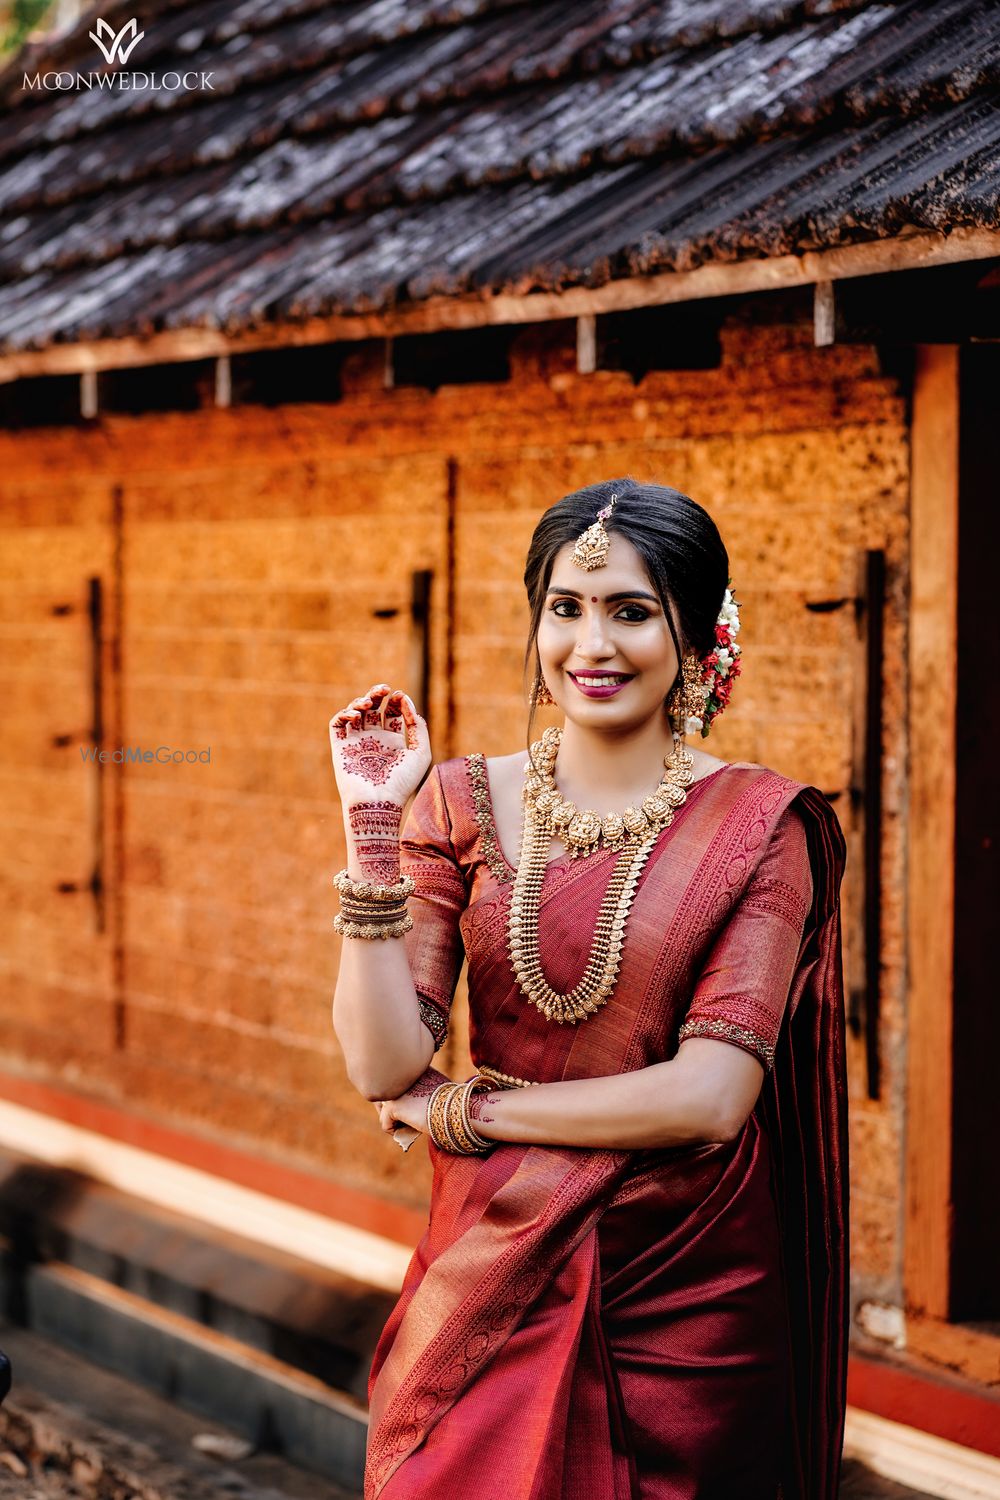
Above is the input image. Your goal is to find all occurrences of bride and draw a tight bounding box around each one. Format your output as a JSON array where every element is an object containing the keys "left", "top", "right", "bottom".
[{"left": 330, "top": 478, "right": 848, "bottom": 1500}]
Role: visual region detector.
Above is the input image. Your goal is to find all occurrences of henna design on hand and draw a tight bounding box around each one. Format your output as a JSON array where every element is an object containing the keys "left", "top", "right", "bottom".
[
  {"left": 467, "top": 1090, "right": 501, "bottom": 1126},
  {"left": 406, "top": 1066, "right": 451, "bottom": 1099},
  {"left": 348, "top": 801, "right": 402, "bottom": 883},
  {"left": 341, "top": 736, "right": 406, "bottom": 785}
]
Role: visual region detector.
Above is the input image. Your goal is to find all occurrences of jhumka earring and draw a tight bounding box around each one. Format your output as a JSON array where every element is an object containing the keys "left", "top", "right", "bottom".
[
  {"left": 668, "top": 653, "right": 710, "bottom": 737},
  {"left": 571, "top": 492, "right": 618, "bottom": 571},
  {"left": 533, "top": 674, "right": 555, "bottom": 707}
]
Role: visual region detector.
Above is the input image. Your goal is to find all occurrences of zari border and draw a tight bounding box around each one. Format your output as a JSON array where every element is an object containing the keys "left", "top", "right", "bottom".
[
  {"left": 677, "top": 1016, "right": 775, "bottom": 1070},
  {"left": 419, "top": 997, "right": 449, "bottom": 1050},
  {"left": 465, "top": 753, "right": 513, "bottom": 884}
]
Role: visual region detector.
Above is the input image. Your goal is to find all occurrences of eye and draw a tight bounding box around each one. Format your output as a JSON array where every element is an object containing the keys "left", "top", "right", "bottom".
[{"left": 542, "top": 597, "right": 653, "bottom": 621}]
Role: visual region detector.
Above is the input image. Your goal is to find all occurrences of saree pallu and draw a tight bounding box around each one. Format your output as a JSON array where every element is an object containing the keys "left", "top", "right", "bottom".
[{"left": 365, "top": 758, "right": 848, "bottom": 1500}]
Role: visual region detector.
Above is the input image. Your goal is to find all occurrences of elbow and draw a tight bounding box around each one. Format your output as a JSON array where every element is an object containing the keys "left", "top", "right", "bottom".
[
  {"left": 355, "top": 1080, "right": 390, "bottom": 1103},
  {"left": 344, "top": 1064, "right": 391, "bottom": 1102},
  {"left": 348, "top": 1063, "right": 430, "bottom": 1103},
  {"left": 710, "top": 1109, "right": 745, "bottom": 1144},
  {"left": 704, "top": 1095, "right": 752, "bottom": 1144}
]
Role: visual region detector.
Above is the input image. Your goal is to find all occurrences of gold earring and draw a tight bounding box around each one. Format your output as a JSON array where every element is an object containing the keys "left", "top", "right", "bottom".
[
  {"left": 668, "top": 654, "right": 708, "bottom": 736},
  {"left": 533, "top": 675, "right": 555, "bottom": 707}
]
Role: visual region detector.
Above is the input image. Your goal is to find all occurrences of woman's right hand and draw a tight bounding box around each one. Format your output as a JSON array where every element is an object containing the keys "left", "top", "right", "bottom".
[{"left": 329, "top": 684, "right": 431, "bottom": 811}]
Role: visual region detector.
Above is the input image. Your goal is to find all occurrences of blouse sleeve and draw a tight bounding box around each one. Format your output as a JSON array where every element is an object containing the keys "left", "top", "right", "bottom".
[
  {"left": 677, "top": 801, "right": 814, "bottom": 1071},
  {"left": 399, "top": 764, "right": 469, "bottom": 1052}
]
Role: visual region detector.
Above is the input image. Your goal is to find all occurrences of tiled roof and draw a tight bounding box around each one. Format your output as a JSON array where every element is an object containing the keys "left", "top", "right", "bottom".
[{"left": 0, "top": 0, "right": 997, "bottom": 353}]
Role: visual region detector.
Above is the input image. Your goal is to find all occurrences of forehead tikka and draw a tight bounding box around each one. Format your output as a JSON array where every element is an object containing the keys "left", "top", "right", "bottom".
[{"left": 571, "top": 492, "right": 617, "bottom": 571}]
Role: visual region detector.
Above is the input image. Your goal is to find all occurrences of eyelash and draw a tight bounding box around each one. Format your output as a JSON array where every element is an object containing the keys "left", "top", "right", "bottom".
[{"left": 549, "top": 600, "right": 651, "bottom": 623}]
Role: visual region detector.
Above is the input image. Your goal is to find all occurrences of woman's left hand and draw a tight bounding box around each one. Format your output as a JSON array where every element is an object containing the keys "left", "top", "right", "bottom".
[{"left": 374, "top": 1066, "right": 451, "bottom": 1138}]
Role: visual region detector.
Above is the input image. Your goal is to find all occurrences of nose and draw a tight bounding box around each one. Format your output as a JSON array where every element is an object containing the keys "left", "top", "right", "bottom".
[{"left": 574, "top": 606, "right": 616, "bottom": 663}]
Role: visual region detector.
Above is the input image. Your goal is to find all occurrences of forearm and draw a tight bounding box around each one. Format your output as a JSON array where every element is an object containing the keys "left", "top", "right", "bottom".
[
  {"left": 332, "top": 802, "right": 433, "bottom": 1100},
  {"left": 469, "top": 1056, "right": 735, "bottom": 1151},
  {"left": 333, "top": 943, "right": 435, "bottom": 1100}
]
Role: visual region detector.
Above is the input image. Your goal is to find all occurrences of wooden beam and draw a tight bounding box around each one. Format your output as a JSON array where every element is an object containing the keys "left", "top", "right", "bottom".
[
  {"left": 576, "top": 313, "right": 597, "bottom": 374},
  {"left": 813, "top": 280, "right": 835, "bottom": 347},
  {"left": 1, "top": 227, "right": 998, "bottom": 383},
  {"left": 904, "top": 345, "right": 960, "bottom": 1321}
]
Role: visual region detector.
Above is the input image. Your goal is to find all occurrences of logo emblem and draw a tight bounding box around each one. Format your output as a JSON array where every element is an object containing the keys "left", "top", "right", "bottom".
[{"left": 88, "top": 17, "right": 145, "bottom": 65}]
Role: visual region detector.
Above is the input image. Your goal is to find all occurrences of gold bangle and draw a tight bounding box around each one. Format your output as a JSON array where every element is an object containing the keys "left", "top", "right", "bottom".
[
  {"left": 333, "top": 912, "right": 413, "bottom": 941},
  {"left": 459, "top": 1077, "right": 494, "bottom": 1152},
  {"left": 332, "top": 869, "right": 414, "bottom": 904},
  {"left": 427, "top": 1081, "right": 459, "bottom": 1151},
  {"left": 440, "top": 1084, "right": 467, "bottom": 1152},
  {"left": 337, "top": 898, "right": 409, "bottom": 923},
  {"left": 444, "top": 1085, "right": 477, "bottom": 1153}
]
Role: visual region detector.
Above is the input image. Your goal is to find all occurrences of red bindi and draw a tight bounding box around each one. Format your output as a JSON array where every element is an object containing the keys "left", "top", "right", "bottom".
[{"left": 591, "top": 596, "right": 598, "bottom": 603}]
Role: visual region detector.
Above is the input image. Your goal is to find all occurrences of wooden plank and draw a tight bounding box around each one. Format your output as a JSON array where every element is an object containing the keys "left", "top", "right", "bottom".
[
  {"left": 1, "top": 227, "right": 998, "bottom": 383},
  {"left": 904, "top": 345, "right": 959, "bottom": 1320},
  {"left": 906, "top": 1317, "right": 1000, "bottom": 1388}
]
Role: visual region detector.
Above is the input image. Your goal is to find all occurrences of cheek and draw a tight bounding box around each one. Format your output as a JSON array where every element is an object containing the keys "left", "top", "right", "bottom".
[
  {"left": 627, "top": 627, "right": 677, "bottom": 678},
  {"left": 535, "top": 620, "right": 564, "bottom": 662}
]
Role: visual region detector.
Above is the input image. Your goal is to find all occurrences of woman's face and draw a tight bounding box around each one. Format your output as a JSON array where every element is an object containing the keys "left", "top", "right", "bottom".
[{"left": 535, "top": 534, "right": 681, "bottom": 733}]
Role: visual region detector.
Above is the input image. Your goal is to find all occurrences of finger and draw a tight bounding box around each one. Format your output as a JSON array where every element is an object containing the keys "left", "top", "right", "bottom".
[
  {"left": 398, "top": 694, "right": 427, "bottom": 751},
  {"left": 379, "top": 689, "right": 401, "bottom": 730}
]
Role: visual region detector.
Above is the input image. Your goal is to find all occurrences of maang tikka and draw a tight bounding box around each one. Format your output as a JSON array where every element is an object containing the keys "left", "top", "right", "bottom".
[{"left": 572, "top": 492, "right": 618, "bottom": 571}]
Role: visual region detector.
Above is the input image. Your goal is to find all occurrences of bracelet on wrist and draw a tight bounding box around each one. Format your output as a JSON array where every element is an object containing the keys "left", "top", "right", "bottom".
[
  {"left": 333, "top": 869, "right": 414, "bottom": 903},
  {"left": 426, "top": 1077, "right": 495, "bottom": 1155},
  {"left": 332, "top": 900, "right": 410, "bottom": 936}
]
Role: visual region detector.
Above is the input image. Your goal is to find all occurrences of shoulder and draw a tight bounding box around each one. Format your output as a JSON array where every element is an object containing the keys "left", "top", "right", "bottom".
[
  {"left": 405, "top": 755, "right": 487, "bottom": 865},
  {"left": 698, "top": 760, "right": 838, "bottom": 861},
  {"left": 723, "top": 763, "right": 846, "bottom": 914}
]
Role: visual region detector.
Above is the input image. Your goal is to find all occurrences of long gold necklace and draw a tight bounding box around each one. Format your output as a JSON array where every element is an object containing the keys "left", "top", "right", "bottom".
[{"left": 508, "top": 727, "right": 694, "bottom": 1023}]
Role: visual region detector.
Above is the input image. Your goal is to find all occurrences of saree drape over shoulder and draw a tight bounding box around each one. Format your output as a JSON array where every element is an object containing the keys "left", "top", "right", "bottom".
[{"left": 365, "top": 757, "right": 849, "bottom": 1500}]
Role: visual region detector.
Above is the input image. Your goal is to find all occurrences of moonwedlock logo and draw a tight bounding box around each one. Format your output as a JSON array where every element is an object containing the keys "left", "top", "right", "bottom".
[
  {"left": 89, "top": 17, "right": 144, "bottom": 65},
  {"left": 22, "top": 16, "right": 215, "bottom": 92}
]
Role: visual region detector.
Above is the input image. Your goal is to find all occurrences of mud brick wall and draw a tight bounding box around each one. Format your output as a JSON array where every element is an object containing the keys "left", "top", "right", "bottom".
[{"left": 0, "top": 308, "right": 907, "bottom": 1308}]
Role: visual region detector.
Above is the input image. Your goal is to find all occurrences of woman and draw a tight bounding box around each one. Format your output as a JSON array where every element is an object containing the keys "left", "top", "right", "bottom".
[{"left": 330, "top": 479, "right": 849, "bottom": 1500}]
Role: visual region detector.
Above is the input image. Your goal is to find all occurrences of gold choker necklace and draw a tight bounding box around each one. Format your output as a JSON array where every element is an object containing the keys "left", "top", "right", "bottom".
[
  {"left": 508, "top": 727, "right": 694, "bottom": 1023},
  {"left": 523, "top": 724, "right": 694, "bottom": 858}
]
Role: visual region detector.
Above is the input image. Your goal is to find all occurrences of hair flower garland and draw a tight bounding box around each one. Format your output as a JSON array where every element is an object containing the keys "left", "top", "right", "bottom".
[{"left": 693, "top": 581, "right": 742, "bottom": 737}]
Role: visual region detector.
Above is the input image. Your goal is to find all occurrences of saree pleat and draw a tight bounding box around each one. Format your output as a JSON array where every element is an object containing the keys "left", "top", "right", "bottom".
[{"left": 365, "top": 762, "right": 848, "bottom": 1500}]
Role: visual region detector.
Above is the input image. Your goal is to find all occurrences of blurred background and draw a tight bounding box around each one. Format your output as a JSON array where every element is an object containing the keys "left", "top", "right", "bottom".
[{"left": 0, "top": 1, "right": 997, "bottom": 1495}]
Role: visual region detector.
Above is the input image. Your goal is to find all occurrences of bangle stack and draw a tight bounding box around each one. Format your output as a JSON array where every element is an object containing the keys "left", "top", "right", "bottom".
[
  {"left": 332, "top": 869, "right": 415, "bottom": 940},
  {"left": 426, "top": 1075, "right": 495, "bottom": 1154}
]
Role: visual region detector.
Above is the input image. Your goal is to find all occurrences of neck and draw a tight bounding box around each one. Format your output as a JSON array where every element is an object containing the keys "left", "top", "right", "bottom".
[{"left": 550, "top": 713, "right": 680, "bottom": 811}]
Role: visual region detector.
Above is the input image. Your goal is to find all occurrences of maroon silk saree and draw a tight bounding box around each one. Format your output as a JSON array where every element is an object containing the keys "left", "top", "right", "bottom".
[{"left": 365, "top": 757, "right": 849, "bottom": 1500}]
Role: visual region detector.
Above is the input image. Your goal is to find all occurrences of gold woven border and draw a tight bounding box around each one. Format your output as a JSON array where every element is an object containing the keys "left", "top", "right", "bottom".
[
  {"left": 465, "top": 754, "right": 513, "bottom": 884},
  {"left": 677, "top": 1017, "right": 775, "bottom": 1070}
]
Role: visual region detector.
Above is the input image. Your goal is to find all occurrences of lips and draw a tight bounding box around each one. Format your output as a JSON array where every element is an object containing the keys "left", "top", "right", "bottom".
[{"left": 567, "top": 671, "right": 635, "bottom": 699}]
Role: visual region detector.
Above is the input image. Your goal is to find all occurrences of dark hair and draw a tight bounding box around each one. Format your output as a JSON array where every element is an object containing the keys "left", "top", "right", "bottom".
[{"left": 523, "top": 476, "right": 729, "bottom": 734}]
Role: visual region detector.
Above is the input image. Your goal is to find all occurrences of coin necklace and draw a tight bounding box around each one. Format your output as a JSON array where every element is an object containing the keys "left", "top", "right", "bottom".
[{"left": 508, "top": 725, "right": 695, "bottom": 1023}]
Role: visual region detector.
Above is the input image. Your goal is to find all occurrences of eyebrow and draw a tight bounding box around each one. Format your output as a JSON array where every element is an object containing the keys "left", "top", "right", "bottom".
[{"left": 546, "top": 585, "right": 660, "bottom": 604}]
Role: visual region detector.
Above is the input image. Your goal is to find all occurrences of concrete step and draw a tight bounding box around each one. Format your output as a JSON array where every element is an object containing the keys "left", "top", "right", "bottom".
[
  {"left": 0, "top": 1320, "right": 361, "bottom": 1498},
  {"left": 0, "top": 1144, "right": 391, "bottom": 1489},
  {"left": 0, "top": 1145, "right": 395, "bottom": 1402}
]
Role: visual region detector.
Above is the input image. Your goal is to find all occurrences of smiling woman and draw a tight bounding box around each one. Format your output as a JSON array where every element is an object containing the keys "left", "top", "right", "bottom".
[{"left": 329, "top": 477, "right": 849, "bottom": 1500}]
